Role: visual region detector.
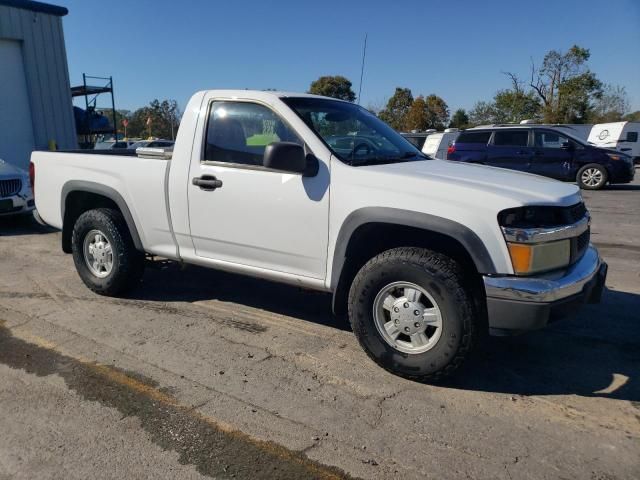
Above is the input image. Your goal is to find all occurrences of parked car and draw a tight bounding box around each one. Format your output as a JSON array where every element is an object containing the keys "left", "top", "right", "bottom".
[
  {"left": 0, "top": 158, "right": 34, "bottom": 216},
  {"left": 518, "top": 120, "right": 594, "bottom": 141},
  {"left": 94, "top": 140, "right": 136, "bottom": 150},
  {"left": 447, "top": 126, "right": 635, "bottom": 189},
  {"left": 31, "top": 90, "right": 606, "bottom": 381},
  {"left": 421, "top": 129, "right": 460, "bottom": 159},
  {"left": 588, "top": 122, "right": 640, "bottom": 165},
  {"left": 129, "top": 139, "right": 175, "bottom": 150},
  {"left": 400, "top": 130, "right": 433, "bottom": 149}
]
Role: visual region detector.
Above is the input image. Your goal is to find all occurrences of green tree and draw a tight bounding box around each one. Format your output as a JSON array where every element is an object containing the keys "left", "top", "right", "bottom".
[
  {"left": 529, "top": 45, "right": 603, "bottom": 123},
  {"left": 98, "top": 109, "right": 131, "bottom": 135},
  {"left": 588, "top": 85, "right": 630, "bottom": 123},
  {"left": 492, "top": 89, "right": 541, "bottom": 123},
  {"left": 449, "top": 109, "right": 469, "bottom": 129},
  {"left": 378, "top": 87, "right": 414, "bottom": 131},
  {"left": 623, "top": 110, "right": 640, "bottom": 122},
  {"left": 127, "top": 99, "right": 181, "bottom": 139},
  {"left": 468, "top": 101, "right": 497, "bottom": 126},
  {"left": 424, "top": 94, "right": 450, "bottom": 130},
  {"left": 308, "top": 75, "right": 356, "bottom": 102}
]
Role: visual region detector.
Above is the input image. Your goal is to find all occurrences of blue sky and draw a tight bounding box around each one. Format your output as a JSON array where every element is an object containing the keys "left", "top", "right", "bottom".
[{"left": 59, "top": 0, "right": 640, "bottom": 114}]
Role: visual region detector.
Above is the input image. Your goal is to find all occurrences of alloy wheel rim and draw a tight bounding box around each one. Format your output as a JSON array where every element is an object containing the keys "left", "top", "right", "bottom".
[
  {"left": 83, "top": 229, "right": 113, "bottom": 278},
  {"left": 582, "top": 168, "right": 603, "bottom": 187},
  {"left": 373, "top": 281, "right": 443, "bottom": 354}
]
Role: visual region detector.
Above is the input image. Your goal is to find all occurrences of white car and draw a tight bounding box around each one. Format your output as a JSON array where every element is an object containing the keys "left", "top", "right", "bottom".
[
  {"left": 30, "top": 90, "right": 607, "bottom": 381},
  {"left": 94, "top": 140, "right": 137, "bottom": 150},
  {"left": 0, "top": 158, "right": 34, "bottom": 216},
  {"left": 129, "top": 139, "right": 175, "bottom": 150}
]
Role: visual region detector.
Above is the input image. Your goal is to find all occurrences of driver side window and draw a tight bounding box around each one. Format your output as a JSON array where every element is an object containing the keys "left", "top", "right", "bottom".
[
  {"left": 204, "top": 101, "right": 302, "bottom": 166},
  {"left": 535, "top": 131, "right": 569, "bottom": 149}
]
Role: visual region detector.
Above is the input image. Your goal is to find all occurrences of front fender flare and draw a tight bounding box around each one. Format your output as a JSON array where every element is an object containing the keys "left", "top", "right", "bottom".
[{"left": 330, "top": 207, "right": 497, "bottom": 291}]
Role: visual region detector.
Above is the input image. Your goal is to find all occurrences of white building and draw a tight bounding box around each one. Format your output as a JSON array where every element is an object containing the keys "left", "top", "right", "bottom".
[{"left": 0, "top": 0, "right": 76, "bottom": 170}]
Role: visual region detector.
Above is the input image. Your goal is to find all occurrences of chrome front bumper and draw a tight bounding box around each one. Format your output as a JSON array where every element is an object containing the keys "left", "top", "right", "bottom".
[{"left": 483, "top": 245, "right": 607, "bottom": 334}]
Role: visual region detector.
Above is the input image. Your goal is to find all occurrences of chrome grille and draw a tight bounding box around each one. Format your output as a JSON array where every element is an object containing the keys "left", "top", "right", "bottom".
[
  {"left": 0, "top": 179, "right": 22, "bottom": 198},
  {"left": 570, "top": 228, "right": 590, "bottom": 265}
]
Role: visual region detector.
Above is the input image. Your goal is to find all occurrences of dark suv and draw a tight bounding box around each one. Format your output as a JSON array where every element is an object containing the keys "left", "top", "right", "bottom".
[{"left": 447, "top": 127, "right": 635, "bottom": 189}]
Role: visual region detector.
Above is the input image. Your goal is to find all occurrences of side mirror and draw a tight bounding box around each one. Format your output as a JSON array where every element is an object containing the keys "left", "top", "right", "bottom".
[
  {"left": 560, "top": 141, "right": 573, "bottom": 150},
  {"left": 263, "top": 142, "right": 308, "bottom": 175}
]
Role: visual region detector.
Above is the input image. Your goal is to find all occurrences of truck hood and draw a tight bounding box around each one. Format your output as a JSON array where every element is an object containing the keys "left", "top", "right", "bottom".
[
  {"left": 363, "top": 159, "right": 581, "bottom": 207},
  {"left": 0, "top": 159, "right": 27, "bottom": 179}
]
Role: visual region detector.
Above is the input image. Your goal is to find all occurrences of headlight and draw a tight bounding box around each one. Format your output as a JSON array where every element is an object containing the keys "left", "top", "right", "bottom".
[
  {"left": 507, "top": 240, "right": 571, "bottom": 274},
  {"left": 499, "top": 205, "right": 589, "bottom": 275}
]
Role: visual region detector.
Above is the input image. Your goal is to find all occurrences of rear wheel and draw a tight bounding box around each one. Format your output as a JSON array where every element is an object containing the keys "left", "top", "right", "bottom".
[
  {"left": 71, "top": 208, "right": 144, "bottom": 296},
  {"left": 348, "top": 247, "right": 478, "bottom": 382},
  {"left": 577, "top": 164, "right": 608, "bottom": 190}
]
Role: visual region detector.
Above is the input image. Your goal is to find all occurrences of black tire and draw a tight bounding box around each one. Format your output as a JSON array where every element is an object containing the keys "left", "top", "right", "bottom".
[
  {"left": 71, "top": 208, "right": 144, "bottom": 296},
  {"left": 577, "top": 163, "right": 608, "bottom": 190},
  {"left": 348, "top": 247, "right": 478, "bottom": 382}
]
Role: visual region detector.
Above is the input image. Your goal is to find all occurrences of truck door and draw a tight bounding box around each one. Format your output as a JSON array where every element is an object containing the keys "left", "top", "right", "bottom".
[
  {"left": 187, "top": 99, "right": 330, "bottom": 280},
  {"left": 486, "top": 130, "right": 532, "bottom": 172},
  {"left": 530, "top": 130, "right": 574, "bottom": 180}
]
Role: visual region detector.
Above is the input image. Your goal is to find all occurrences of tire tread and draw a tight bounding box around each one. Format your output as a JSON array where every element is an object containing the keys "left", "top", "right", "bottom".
[{"left": 348, "top": 247, "right": 477, "bottom": 382}]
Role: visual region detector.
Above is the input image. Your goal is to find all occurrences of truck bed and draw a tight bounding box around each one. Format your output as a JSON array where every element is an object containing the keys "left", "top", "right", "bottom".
[{"left": 31, "top": 150, "right": 177, "bottom": 259}]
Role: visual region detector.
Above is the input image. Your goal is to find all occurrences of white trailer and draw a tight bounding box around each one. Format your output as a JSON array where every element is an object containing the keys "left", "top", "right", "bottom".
[{"left": 588, "top": 122, "right": 640, "bottom": 163}]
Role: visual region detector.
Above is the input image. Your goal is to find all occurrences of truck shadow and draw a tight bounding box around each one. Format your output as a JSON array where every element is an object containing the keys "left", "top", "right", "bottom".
[
  {"left": 134, "top": 262, "right": 640, "bottom": 401},
  {"left": 444, "top": 289, "right": 640, "bottom": 402},
  {"left": 604, "top": 184, "right": 640, "bottom": 191},
  {"left": 137, "top": 261, "right": 347, "bottom": 331},
  {"left": 0, "top": 213, "right": 55, "bottom": 236}
]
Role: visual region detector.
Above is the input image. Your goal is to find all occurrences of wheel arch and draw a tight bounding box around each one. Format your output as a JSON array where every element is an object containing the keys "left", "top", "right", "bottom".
[
  {"left": 61, "top": 181, "right": 143, "bottom": 253},
  {"left": 330, "top": 207, "right": 496, "bottom": 315}
]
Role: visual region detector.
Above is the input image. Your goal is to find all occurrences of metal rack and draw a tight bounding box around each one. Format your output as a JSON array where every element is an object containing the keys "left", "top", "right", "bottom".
[{"left": 71, "top": 74, "right": 117, "bottom": 146}]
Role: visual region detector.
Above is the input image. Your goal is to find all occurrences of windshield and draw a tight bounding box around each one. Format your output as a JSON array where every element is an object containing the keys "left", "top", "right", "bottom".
[{"left": 282, "top": 97, "right": 429, "bottom": 166}]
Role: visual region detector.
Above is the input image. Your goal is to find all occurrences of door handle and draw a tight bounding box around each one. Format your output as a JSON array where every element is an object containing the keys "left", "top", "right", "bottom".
[
  {"left": 192, "top": 175, "right": 223, "bottom": 191},
  {"left": 533, "top": 150, "right": 544, "bottom": 156}
]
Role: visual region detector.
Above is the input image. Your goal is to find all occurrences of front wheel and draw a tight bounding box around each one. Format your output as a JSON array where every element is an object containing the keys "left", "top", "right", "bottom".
[
  {"left": 71, "top": 208, "right": 145, "bottom": 296},
  {"left": 348, "top": 247, "right": 478, "bottom": 382},
  {"left": 577, "top": 164, "right": 608, "bottom": 190}
]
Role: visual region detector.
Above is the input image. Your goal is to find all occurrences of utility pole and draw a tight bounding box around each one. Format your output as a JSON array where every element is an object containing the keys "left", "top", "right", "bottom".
[{"left": 357, "top": 33, "right": 368, "bottom": 105}]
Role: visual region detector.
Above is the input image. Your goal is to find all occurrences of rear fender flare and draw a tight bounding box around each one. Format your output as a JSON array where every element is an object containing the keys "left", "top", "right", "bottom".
[{"left": 61, "top": 181, "right": 143, "bottom": 252}]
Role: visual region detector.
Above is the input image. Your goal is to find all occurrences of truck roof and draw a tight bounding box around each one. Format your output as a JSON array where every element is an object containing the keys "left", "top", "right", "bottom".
[{"left": 194, "top": 89, "right": 352, "bottom": 103}]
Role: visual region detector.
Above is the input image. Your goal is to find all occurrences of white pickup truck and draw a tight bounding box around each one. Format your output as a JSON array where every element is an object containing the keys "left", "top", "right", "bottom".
[{"left": 31, "top": 90, "right": 607, "bottom": 381}]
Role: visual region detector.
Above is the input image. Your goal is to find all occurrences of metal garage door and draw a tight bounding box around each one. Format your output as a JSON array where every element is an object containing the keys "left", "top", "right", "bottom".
[{"left": 0, "top": 39, "right": 35, "bottom": 171}]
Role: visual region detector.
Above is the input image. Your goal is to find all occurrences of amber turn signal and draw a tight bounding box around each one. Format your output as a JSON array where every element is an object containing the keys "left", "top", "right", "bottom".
[{"left": 507, "top": 243, "right": 533, "bottom": 274}]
